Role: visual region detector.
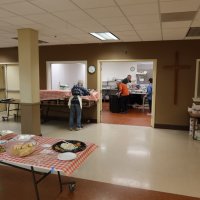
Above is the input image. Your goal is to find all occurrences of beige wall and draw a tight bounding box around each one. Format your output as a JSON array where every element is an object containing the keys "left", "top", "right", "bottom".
[{"left": 0, "top": 40, "right": 199, "bottom": 128}]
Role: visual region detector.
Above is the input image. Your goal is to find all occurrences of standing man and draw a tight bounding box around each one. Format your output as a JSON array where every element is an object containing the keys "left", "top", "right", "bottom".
[
  {"left": 116, "top": 80, "right": 129, "bottom": 113},
  {"left": 68, "top": 80, "right": 90, "bottom": 131},
  {"left": 146, "top": 78, "right": 153, "bottom": 114}
]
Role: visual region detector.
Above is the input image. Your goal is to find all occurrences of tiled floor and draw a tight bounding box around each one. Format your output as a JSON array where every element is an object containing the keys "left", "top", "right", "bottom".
[
  {"left": 1, "top": 166, "right": 199, "bottom": 200},
  {"left": 101, "top": 102, "right": 151, "bottom": 126},
  {"left": 1, "top": 114, "right": 200, "bottom": 199}
]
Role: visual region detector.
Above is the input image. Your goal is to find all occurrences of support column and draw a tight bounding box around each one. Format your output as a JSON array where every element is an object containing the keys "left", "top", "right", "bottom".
[{"left": 18, "top": 28, "right": 41, "bottom": 135}]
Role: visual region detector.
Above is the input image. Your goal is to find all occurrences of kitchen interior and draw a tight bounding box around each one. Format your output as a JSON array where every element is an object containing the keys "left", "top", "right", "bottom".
[{"left": 101, "top": 61, "right": 153, "bottom": 126}]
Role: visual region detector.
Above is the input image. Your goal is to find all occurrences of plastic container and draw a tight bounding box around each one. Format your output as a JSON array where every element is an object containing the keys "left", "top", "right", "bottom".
[{"left": 6, "top": 139, "right": 37, "bottom": 157}]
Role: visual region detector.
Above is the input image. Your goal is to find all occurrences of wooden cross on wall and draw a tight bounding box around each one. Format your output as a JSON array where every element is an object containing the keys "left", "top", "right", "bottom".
[{"left": 164, "top": 51, "right": 190, "bottom": 105}]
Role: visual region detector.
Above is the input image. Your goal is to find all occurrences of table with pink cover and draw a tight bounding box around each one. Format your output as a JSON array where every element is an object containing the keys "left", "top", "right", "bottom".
[
  {"left": 0, "top": 136, "right": 97, "bottom": 200},
  {"left": 40, "top": 89, "right": 99, "bottom": 102},
  {"left": 40, "top": 90, "right": 99, "bottom": 122}
]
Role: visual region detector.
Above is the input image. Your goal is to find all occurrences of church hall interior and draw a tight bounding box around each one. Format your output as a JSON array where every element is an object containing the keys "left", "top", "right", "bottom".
[{"left": 0, "top": 0, "right": 200, "bottom": 200}]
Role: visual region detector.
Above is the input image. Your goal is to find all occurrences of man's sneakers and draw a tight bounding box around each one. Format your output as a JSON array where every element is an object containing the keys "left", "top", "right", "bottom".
[{"left": 69, "top": 127, "right": 82, "bottom": 131}]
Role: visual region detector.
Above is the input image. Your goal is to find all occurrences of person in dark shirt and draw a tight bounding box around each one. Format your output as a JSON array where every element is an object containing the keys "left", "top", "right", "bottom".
[
  {"left": 146, "top": 78, "right": 153, "bottom": 114},
  {"left": 122, "top": 74, "right": 132, "bottom": 84},
  {"left": 116, "top": 81, "right": 129, "bottom": 113},
  {"left": 68, "top": 80, "right": 90, "bottom": 131}
]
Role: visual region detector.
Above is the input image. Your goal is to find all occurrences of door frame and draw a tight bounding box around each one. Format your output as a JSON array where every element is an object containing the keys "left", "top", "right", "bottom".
[
  {"left": 0, "top": 62, "right": 19, "bottom": 96},
  {"left": 97, "top": 59, "right": 157, "bottom": 127},
  {"left": 0, "top": 62, "right": 19, "bottom": 112},
  {"left": 195, "top": 59, "right": 200, "bottom": 98}
]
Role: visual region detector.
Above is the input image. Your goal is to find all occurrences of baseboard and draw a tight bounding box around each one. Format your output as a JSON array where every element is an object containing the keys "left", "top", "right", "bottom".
[
  {"left": 41, "top": 116, "right": 97, "bottom": 124},
  {"left": 89, "top": 119, "right": 97, "bottom": 123},
  {"left": 154, "top": 124, "right": 189, "bottom": 131}
]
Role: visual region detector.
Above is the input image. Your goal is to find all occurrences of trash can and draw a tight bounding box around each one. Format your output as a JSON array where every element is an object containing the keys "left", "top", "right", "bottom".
[{"left": 109, "top": 95, "right": 120, "bottom": 113}]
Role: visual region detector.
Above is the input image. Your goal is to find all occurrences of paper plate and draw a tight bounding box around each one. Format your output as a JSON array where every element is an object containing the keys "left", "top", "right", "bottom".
[{"left": 57, "top": 152, "right": 77, "bottom": 161}]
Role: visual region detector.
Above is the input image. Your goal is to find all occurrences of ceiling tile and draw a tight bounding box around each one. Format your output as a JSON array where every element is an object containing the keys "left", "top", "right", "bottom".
[
  {"left": 30, "top": 0, "right": 78, "bottom": 12},
  {"left": 194, "top": 11, "right": 200, "bottom": 20},
  {"left": 114, "top": 30, "right": 141, "bottom": 41},
  {"left": 160, "top": 0, "right": 200, "bottom": 13},
  {"left": 68, "top": 19, "right": 97, "bottom": 28},
  {"left": 53, "top": 10, "right": 92, "bottom": 22},
  {"left": 191, "top": 20, "right": 200, "bottom": 27},
  {"left": 162, "top": 28, "right": 189, "bottom": 40},
  {"left": 0, "top": 1, "right": 46, "bottom": 15},
  {"left": 0, "top": 32, "right": 17, "bottom": 39},
  {"left": 120, "top": 36, "right": 141, "bottom": 42},
  {"left": 106, "top": 24, "right": 133, "bottom": 31},
  {"left": 128, "top": 14, "right": 160, "bottom": 24},
  {"left": 134, "top": 22, "right": 161, "bottom": 31},
  {"left": 162, "top": 21, "right": 191, "bottom": 29},
  {"left": 0, "top": 0, "right": 23, "bottom": 4},
  {"left": 72, "top": 0, "right": 115, "bottom": 9},
  {"left": 59, "top": 25, "right": 85, "bottom": 35},
  {"left": 121, "top": 3, "right": 159, "bottom": 16},
  {"left": 137, "top": 30, "right": 162, "bottom": 41},
  {"left": 98, "top": 17, "right": 130, "bottom": 26},
  {"left": 26, "top": 13, "right": 66, "bottom": 27},
  {"left": 114, "top": 30, "right": 138, "bottom": 36},
  {"left": 0, "top": 8, "right": 16, "bottom": 18},
  {"left": 48, "top": 34, "right": 81, "bottom": 42},
  {"left": 0, "top": 21, "right": 19, "bottom": 32},
  {"left": 115, "top": 0, "right": 157, "bottom": 6},
  {"left": 86, "top": 7, "right": 123, "bottom": 19},
  {"left": 79, "top": 25, "right": 107, "bottom": 33},
  {"left": 1, "top": 16, "right": 35, "bottom": 26}
]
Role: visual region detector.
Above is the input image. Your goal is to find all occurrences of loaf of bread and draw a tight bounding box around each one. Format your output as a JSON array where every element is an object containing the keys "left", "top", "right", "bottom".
[{"left": 6, "top": 140, "right": 37, "bottom": 157}]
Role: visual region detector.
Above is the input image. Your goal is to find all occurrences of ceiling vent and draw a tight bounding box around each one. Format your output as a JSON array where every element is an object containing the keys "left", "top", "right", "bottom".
[
  {"left": 161, "top": 11, "right": 196, "bottom": 22},
  {"left": 186, "top": 27, "right": 200, "bottom": 37}
]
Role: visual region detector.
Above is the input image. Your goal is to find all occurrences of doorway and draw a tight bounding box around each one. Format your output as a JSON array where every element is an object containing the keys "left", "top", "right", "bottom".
[
  {"left": 97, "top": 59, "right": 157, "bottom": 127},
  {"left": 0, "top": 63, "right": 19, "bottom": 112}
]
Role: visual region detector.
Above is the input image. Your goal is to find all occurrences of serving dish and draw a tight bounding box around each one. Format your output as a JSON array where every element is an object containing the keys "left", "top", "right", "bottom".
[{"left": 52, "top": 140, "right": 86, "bottom": 153}]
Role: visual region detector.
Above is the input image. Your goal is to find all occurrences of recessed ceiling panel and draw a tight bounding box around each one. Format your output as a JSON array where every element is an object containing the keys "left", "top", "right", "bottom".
[
  {"left": 161, "top": 11, "right": 197, "bottom": 22},
  {"left": 186, "top": 27, "right": 200, "bottom": 37},
  {"left": 160, "top": 0, "right": 200, "bottom": 13}
]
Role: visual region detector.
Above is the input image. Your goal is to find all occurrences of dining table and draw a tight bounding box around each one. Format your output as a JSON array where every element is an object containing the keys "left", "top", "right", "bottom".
[{"left": 0, "top": 135, "right": 97, "bottom": 200}]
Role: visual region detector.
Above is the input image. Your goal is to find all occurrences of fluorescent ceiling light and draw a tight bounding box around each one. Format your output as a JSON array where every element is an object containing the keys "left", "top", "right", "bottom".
[{"left": 90, "top": 32, "right": 119, "bottom": 40}]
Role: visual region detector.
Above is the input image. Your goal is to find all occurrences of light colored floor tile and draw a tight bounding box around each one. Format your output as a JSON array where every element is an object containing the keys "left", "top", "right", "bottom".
[{"left": 1, "top": 116, "right": 200, "bottom": 198}]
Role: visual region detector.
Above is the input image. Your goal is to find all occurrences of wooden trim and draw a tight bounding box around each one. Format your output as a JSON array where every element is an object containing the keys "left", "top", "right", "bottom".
[
  {"left": 155, "top": 124, "right": 189, "bottom": 131},
  {"left": 89, "top": 119, "right": 97, "bottom": 123}
]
